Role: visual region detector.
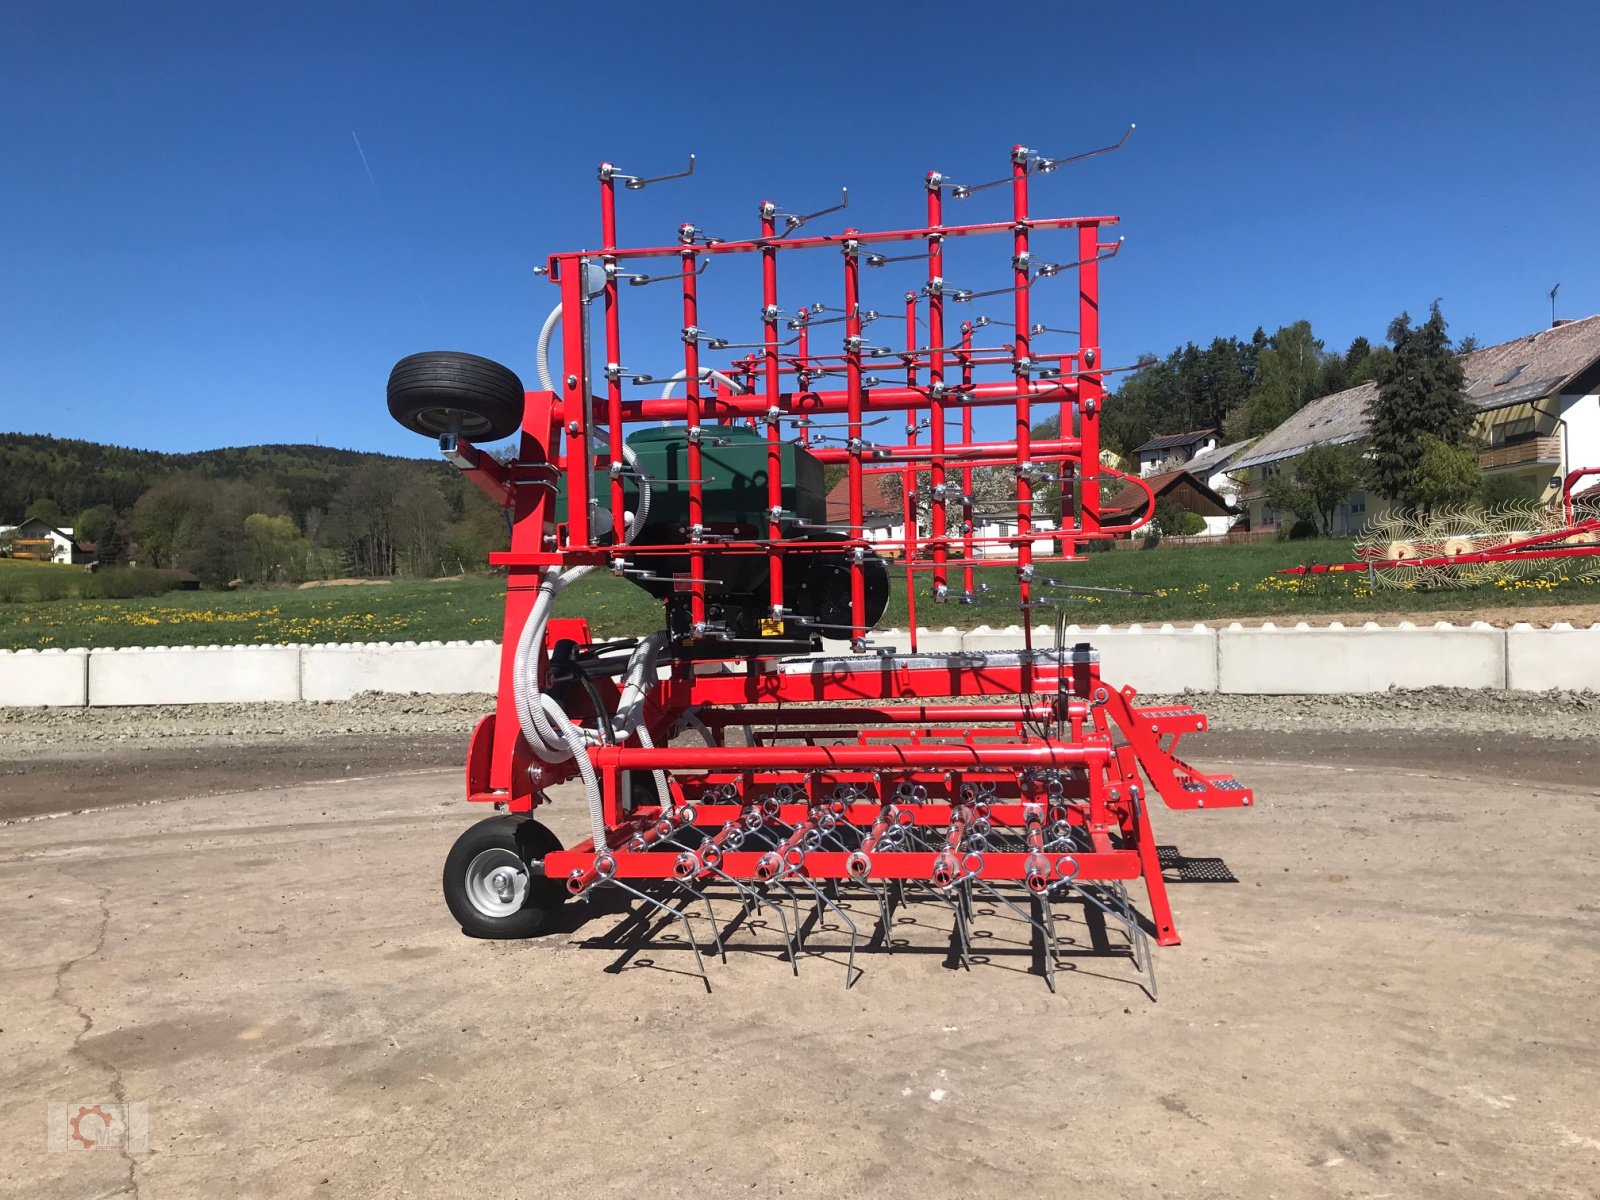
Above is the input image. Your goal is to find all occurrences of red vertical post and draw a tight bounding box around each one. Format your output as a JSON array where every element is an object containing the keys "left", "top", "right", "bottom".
[
  {"left": 490, "top": 391, "right": 560, "bottom": 795},
  {"left": 1078, "top": 222, "right": 1103, "bottom": 538},
  {"left": 795, "top": 308, "right": 812, "bottom": 448},
  {"left": 903, "top": 290, "right": 919, "bottom": 651},
  {"left": 599, "top": 168, "right": 626, "bottom": 548},
  {"left": 760, "top": 202, "right": 784, "bottom": 628},
  {"left": 559, "top": 258, "right": 591, "bottom": 551},
  {"left": 925, "top": 174, "right": 948, "bottom": 603},
  {"left": 959, "top": 319, "right": 976, "bottom": 599},
  {"left": 1010, "top": 146, "right": 1033, "bottom": 637},
  {"left": 681, "top": 236, "right": 707, "bottom": 630},
  {"left": 843, "top": 236, "right": 866, "bottom": 647}
]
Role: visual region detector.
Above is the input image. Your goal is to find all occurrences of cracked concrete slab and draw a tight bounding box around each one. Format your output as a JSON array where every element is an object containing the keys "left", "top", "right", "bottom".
[{"left": 1, "top": 728, "right": 1598, "bottom": 1198}]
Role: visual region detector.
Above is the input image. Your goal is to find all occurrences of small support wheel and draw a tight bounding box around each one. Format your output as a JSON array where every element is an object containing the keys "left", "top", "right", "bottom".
[
  {"left": 443, "top": 816, "right": 566, "bottom": 938},
  {"left": 388, "top": 351, "right": 526, "bottom": 442}
]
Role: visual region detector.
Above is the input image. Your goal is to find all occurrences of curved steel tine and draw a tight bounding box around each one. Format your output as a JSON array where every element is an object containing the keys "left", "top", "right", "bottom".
[
  {"left": 770, "top": 186, "right": 849, "bottom": 240},
  {"left": 763, "top": 876, "right": 807, "bottom": 954},
  {"left": 915, "top": 877, "right": 972, "bottom": 970},
  {"left": 674, "top": 874, "right": 725, "bottom": 963},
  {"left": 608, "top": 877, "right": 710, "bottom": 991},
  {"left": 707, "top": 862, "right": 798, "bottom": 974},
  {"left": 788, "top": 872, "right": 859, "bottom": 988},
  {"left": 972, "top": 879, "right": 1057, "bottom": 994},
  {"left": 1033, "top": 124, "right": 1136, "bottom": 173}
]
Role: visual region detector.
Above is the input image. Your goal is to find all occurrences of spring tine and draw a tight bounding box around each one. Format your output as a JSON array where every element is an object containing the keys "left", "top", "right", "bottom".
[
  {"left": 602, "top": 152, "right": 696, "bottom": 191},
  {"left": 1039, "top": 891, "right": 1060, "bottom": 993},
  {"left": 607, "top": 877, "right": 711, "bottom": 992},
  {"left": 674, "top": 874, "right": 726, "bottom": 964},
  {"left": 789, "top": 872, "right": 859, "bottom": 988},
  {"left": 1033, "top": 124, "right": 1136, "bottom": 173},
  {"left": 707, "top": 861, "right": 798, "bottom": 974},
  {"left": 768, "top": 186, "right": 849, "bottom": 239},
  {"left": 759, "top": 875, "right": 807, "bottom": 955}
]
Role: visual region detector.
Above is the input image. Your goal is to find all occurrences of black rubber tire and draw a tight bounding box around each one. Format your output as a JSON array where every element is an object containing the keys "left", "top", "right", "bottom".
[
  {"left": 388, "top": 351, "right": 526, "bottom": 442},
  {"left": 442, "top": 815, "right": 566, "bottom": 939}
]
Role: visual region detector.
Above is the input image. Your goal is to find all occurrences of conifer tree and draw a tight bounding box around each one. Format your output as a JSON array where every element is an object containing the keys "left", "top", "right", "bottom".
[{"left": 1365, "top": 302, "right": 1471, "bottom": 509}]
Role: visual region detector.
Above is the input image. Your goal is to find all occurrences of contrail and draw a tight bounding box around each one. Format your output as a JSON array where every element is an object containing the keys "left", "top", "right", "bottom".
[{"left": 351, "top": 130, "right": 378, "bottom": 191}]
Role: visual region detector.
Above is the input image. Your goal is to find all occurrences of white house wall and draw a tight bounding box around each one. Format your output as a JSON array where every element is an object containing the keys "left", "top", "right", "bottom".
[{"left": 1561, "top": 390, "right": 1600, "bottom": 476}]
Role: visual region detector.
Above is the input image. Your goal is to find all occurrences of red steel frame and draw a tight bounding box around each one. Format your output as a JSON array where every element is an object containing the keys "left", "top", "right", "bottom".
[{"left": 450, "top": 147, "right": 1251, "bottom": 953}]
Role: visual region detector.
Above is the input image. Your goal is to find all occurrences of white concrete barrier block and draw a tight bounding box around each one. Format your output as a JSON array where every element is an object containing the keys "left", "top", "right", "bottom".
[
  {"left": 959, "top": 622, "right": 1218, "bottom": 692},
  {"left": 1058, "top": 624, "right": 1219, "bottom": 693},
  {"left": 1506, "top": 625, "right": 1600, "bottom": 692},
  {"left": 0, "top": 648, "right": 89, "bottom": 707},
  {"left": 868, "top": 628, "right": 966, "bottom": 656},
  {"left": 89, "top": 645, "right": 303, "bottom": 706},
  {"left": 1219, "top": 625, "right": 1506, "bottom": 694},
  {"left": 960, "top": 624, "right": 1027, "bottom": 653},
  {"left": 300, "top": 640, "right": 502, "bottom": 702}
]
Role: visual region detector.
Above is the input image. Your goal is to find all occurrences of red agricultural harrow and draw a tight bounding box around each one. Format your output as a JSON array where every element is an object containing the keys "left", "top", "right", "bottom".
[{"left": 388, "top": 139, "right": 1253, "bottom": 993}]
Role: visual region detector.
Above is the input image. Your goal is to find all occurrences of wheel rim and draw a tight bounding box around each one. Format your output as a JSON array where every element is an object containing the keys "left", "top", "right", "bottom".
[
  {"left": 463, "top": 848, "right": 530, "bottom": 918},
  {"left": 412, "top": 405, "right": 498, "bottom": 440}
]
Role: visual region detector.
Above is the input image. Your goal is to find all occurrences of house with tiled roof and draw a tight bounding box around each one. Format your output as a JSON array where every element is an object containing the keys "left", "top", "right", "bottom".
[
  {"left": 1233, "top": 315, "right": 1600, "bottom": 532},
  {"left": 1130, "top": 428, "right": 1219, "bottom": 476},
  {"left": 824, "top": 470, "right": 1059, "bottom": 559}
]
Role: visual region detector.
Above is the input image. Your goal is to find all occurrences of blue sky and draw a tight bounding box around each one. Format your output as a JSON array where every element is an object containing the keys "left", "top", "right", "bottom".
[{"left": 2, "top": 1, "right": 1597, "bottom": 457}]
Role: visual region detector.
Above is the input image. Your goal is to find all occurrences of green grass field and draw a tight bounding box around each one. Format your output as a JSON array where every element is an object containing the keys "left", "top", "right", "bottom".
[{"left": 2, "top": 538, "right": 1597, "bottom": 651}]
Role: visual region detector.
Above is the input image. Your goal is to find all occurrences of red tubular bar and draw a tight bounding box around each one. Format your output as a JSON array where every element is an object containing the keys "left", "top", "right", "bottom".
[
  {"left": 680, "top": 241, "right": 707, "bottom": 628},
  {"left": 761, "top": 201, "right": 785, "bottom": 624},
  {"left": 844, "top": 237, "right": 866, "bottom": 643},
  {"left": 612, "top": 378, "right": 1080, "bottom": 423},
  {"left": 546, "top": 214, "right": 1117, "bottom": 267},
  {"left": 548, "top": 848, "right": 1140, "bottom": 883},
  {"left": 591, "top": 743, "right": 1108, "bottom": 770},
  {"left": 601, "top": 170, "right": 626, "bottom": 547},
  {"left": 926, "top": 176, "right": 949, "bottom": 600},
  {"left": 1011, "top": 146, "right": 1034, "bottom": 630}
]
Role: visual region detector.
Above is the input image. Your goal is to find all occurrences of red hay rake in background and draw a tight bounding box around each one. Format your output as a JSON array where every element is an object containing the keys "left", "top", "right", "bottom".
[
  {"left": 1281, "top": 467, "right": 1600, "bottom": 588},
  {"left": 387, "top": 137, "right": 1253, "bottom": 993}
]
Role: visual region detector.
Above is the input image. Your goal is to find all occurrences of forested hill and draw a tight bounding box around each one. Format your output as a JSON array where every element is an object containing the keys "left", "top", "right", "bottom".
[{"left": 0, "top": 433, "right": 442, "bottom": 523}]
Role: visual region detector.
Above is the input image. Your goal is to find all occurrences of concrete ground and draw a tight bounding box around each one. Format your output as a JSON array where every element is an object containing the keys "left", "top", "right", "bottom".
[{"left": 1, "top": 710, "right": 1598, "bottom": 1199}]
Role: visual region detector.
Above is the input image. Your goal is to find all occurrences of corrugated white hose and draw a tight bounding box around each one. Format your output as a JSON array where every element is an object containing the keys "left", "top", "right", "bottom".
[
  {"left": 537, "top": 300, "right": 651, "bottom": 533},
  {"left": 515, "top": 303, "right": 665, "bottom": 841},
  {"left": 659, "top": 368, "right": 746, "bottom": 400}
]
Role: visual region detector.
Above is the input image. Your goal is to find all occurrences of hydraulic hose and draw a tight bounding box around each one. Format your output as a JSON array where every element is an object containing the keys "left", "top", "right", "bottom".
[{"left": 519, "top": 303, "right": 671, "bottom": 846}]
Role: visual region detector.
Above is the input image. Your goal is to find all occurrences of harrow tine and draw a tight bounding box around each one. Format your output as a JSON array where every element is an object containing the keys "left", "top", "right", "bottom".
[
  {"left": 672, "top": 872, "right": 726, "bottom": 964},
  {"left": 707, "top": 862, "right": 798, "bottom": 973},
  {"left": 788, "top": 872, "right": 861, "bottom": 988},
  {"left": 973, "top": 878, "right": 1058, "bottom": 994},
  {"left": 605, "top": 876, "right": 712, "bottom": 993}
]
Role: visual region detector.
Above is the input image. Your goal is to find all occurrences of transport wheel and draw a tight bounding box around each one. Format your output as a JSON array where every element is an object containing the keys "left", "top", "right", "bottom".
[
  {"left": 388, "top": 351, "right": 526, "bottom": 442},
  {"left": 443, "top": 816, "right": 566, "bottom": 939}
]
